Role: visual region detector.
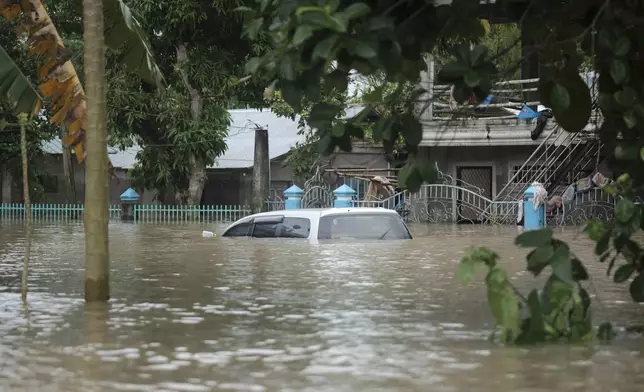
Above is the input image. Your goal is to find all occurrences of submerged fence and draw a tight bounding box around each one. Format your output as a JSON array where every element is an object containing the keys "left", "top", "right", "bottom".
[{"left": 0, "top": 203, "right": 250, "bottom": 224}]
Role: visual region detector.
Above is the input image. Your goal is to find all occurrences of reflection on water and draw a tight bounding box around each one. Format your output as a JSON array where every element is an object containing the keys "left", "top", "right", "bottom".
[{"left": 0, "top": 223, "right": 643, "bottom": 391}]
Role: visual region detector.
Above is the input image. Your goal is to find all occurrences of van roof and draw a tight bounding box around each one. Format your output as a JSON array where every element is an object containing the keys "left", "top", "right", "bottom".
[{"left": 247, "top": 207, "right": 398, "bottom": 219}]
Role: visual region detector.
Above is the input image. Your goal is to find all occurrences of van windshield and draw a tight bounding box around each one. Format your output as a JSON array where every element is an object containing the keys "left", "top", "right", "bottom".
[{"left": 317, "top": 213, "right": 412, "bottom": 240}]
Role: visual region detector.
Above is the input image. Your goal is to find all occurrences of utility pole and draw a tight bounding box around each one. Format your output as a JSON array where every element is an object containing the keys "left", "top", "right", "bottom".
[{"left": 252, "top": 127, "right": 269, "bottom": 213}]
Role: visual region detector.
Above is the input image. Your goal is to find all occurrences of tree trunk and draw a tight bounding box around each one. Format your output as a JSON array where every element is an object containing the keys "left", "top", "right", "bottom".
[
  {"left": 83, "top": 0, "right": 110, "bottom": 302},
  {"left": 60, "top": 128, "right": 77, "bottom": 204},
  {"left": 176, "top": 43, "right": 206, "bottom": 206},
  {"left": 19, "top": 118, "right": 31, "bottom": 301}
]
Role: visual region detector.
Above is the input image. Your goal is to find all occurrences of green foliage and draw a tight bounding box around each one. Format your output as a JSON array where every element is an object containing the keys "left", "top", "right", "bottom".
[
  {"left": 459, "top": 229, "right": 594, "bottom": 344},
  {"left": 0, "top": 22, "right": 56, "bottom": 189},
  {"left": 98, "top": 0, "right": 268, "bottom": 195},
  {"left": 240, "top": 1, "right": 526, "bottom": 192},
  {"left": 268, "top": 87, "right": 347, "bottom": 183}
]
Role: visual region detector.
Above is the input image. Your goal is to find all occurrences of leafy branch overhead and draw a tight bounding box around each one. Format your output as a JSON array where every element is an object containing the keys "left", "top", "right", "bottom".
[
  {"left": 240, "top": 0, "right": 490, "bottom": 191},
  {"left": 240, "top": 1, "right": 548, "bottom": 191},
  {"left": 0, "top": 0, "right": 163, "bottom": 168}
]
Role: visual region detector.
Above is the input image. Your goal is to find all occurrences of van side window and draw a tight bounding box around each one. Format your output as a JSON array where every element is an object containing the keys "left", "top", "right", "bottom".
[
  {"left": 252, "top": 217, "right": 311, "bottom": 238},
  {"left": 223, "top": 221, "right": 250, "bottom": 237}
]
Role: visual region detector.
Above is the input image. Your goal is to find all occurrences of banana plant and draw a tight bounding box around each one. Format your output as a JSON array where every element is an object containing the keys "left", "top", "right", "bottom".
[{"left": 0, "top": 0, "right": 163, "bottom": 162}]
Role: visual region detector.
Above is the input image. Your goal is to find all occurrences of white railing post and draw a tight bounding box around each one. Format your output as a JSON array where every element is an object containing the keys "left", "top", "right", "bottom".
[{"left": 417, "top": 54, "right": 434, "bottom": 121}]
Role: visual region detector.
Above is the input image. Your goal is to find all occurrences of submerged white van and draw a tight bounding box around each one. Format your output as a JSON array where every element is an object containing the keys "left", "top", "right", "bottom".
[{"left": 220, "top": 207, "right": 413, "bottom": 240}]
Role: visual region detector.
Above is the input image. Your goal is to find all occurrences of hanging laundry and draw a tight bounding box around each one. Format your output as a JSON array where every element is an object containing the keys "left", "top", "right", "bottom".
[
  {"left": 531, "top": 182, "right": 548, "bottom": 210},
  {"left": 561, "top": 184, "right": 576, "bottom": 202},
  {"left": 576, "top": 176, "right": 593, "bottom": 193},
  {"left": 592, "top": 172, "right": 612, "bottom": 188}
]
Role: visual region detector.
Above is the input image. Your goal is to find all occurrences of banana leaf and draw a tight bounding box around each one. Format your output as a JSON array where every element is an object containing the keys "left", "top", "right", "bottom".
[
  {"left": 104, "top": 0, "right": 165, "bottom": 88},
  {"left": 0, "top": 45, "right": 41, "bottom": 116}
]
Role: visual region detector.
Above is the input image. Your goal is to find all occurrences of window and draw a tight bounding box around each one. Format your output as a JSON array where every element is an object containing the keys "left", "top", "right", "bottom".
[
  {"left": 317, "top": 213, "right": 412, "bottom": 240},
  {"left": 251, "top": 217, "right": 311, "bottom": 239},
  {"left": 223, "top": 221, "right": 251, "bottom": 237}
]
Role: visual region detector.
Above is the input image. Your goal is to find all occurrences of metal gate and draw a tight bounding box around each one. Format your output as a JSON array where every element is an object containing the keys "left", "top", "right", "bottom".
[
  {"left": 456, "top": 166, "right": 493, "bottom": 222},
  {"left": 301, "top": 168, "right": 333, "bottom": 208}
]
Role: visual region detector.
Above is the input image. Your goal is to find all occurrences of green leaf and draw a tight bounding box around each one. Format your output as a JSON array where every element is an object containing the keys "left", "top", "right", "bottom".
[
  {"left": 279, "top": 56, "right": 297, "bottom": 81},
  {"left": 325, "top": 69, "right": 349, "bottom": 93},
  {"left": 349, "top": 39, "right": 378, "bottom": 59},
  {"left": 550, "top": 83, "right": 570, "bottom": 111},
  {"left": 614, "top": 264, "right": 635, "bottom": 283},
  {"left": 0, "top": 45, "right": 41, "bottom": 116},
  {"left": 415, "top": 157, "right": 437, "bottom": 184},
  {"left": 486, "top": 266, "right": 521, "bottom": 340},
  {"left": 293, "top": 25, "right": 315, "bottom": 45},
  {"left": 331, "top": 122, "right": 345, "bottom": 137},
  {"left": 280, "top": 82, "right": 302, "bottom": 112},
  {"left": 514, "top": 228, "right": 553, "bottom": 248},
  {"left": 571, "top": 258, "right": 589, "bottom": 281},
  {"left": 245, "top": 57, "right": 262, "bottom": 74},
  {"left": 629, "top": 273, "right": 644, "bottom": 302},
  {"left": 614, "top": 144, "right": 639, "bottom": 160},
  {"left": 339, "top": 3, "right": 371, "bottom": 20},
  {"left": 367, "top": 16, "right": 394, "bottom": 31},
  {"left": 584, "top": 220, "right": 605, "bottom": 241},
  {"left": 296, "top": 6, "right": 328, "bottom": 16},
  {"left": 398, "top": 164, "right": 422, "bottom": 192},
  {"left": 525, "top": 289, "right": 546, "bottom": 340},
  {"left": 456, "top": 258, "right": 479, "bottom": 284},
  {"left": 437, "top": 61, "right": 469, "bottom": 82},
  {"left": 464, "top": 70, "right": 481, "bottom": 88},
  {"left": 400, "top": 114, "right": 422, "bottom": 147},
  {"left": 610, "top": 59, "right": 627, "bottom": 84},
  {"left": 615, "top": 198, "right": 636, "bottom": 223},
  {"left": 595, "top": 230, "right": 611, "bottom": 256},
  {"left": 550, "top": 242, "right": 572, "bottom": 284},
  {"left": 526, "top": 245, "right": 554, "bottom": 276},
  {"left": 308, "top": 102, "right": 343, "bottom": 130},
  {"left": 469, "top": 45, "right": 488, "bottom": 67},
  {"left": 541, "top": 75, "right": 591, "bottom": 133},
  {"left": 312, "top": 35, "right": 340, "bottom": 60},
  {"left": 613, "top": 36, "right": 631, "bottom": 56},
  {"left": 104, "top": 0, "right": 165, "bottom": 87},
  {"left": 614, "top": 87, "right": 638, "bottom": 107},
  {"left": 541, "top": 275, "right": 572, "bottom": 315}
]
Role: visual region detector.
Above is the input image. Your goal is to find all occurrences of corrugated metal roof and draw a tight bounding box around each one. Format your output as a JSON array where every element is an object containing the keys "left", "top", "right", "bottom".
[{"left": 40, "top": 108, "right": 309, "bottom": 170}]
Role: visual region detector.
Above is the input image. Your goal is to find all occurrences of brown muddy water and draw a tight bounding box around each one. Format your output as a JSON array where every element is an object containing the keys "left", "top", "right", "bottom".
[{"left": 0, "top": 222, "right": 643, "bottom": 392}]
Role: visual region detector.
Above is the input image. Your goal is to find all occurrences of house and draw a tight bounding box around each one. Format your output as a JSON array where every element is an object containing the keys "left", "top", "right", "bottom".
[
  {"left": 415, "top": 66, "right": 611, "bottom": 206},
  {"left": 21, "top": 107, "right": 389, "bottom": 205}
]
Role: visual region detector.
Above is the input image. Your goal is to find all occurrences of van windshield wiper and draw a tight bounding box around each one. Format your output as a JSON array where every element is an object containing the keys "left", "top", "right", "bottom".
[{"left": 378, "top": 228, "right": 391, "bottom": 240}]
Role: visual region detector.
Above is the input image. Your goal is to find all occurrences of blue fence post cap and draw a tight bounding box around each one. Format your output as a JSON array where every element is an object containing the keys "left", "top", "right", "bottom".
[
  {"left": 284, "top": 185, "right": 304, "bottom": 198},
  {"left": 120, "top": 187, "right": 141, "bottom": 202},
  {"left": 333, "top": 184, "right": 356, "bottom": 196}
]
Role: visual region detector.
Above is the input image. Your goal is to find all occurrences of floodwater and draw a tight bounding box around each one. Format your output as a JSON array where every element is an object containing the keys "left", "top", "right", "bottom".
[{"left": 0, "top": 222, "right": 643, "bottom": 392}]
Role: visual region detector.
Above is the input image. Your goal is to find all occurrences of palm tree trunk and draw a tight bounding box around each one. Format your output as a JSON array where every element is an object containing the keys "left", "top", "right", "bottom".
[
  {"left": 19, "top": 117, "right": 32, "bottom": 301},
  {"left": 83, "top": 0, "right": 110, "bottom": 302}
]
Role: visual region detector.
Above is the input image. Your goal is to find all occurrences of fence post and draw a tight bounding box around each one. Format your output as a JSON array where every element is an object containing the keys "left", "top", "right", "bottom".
[
  {"left": 284, "top": 185, "right": 303, "bottom": 210},
  {"left": 333, "top": 184, "right": 356, "bottom": 208},
  {"left": 120, "top": 188, "right": 141, "bottom": 222}
]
